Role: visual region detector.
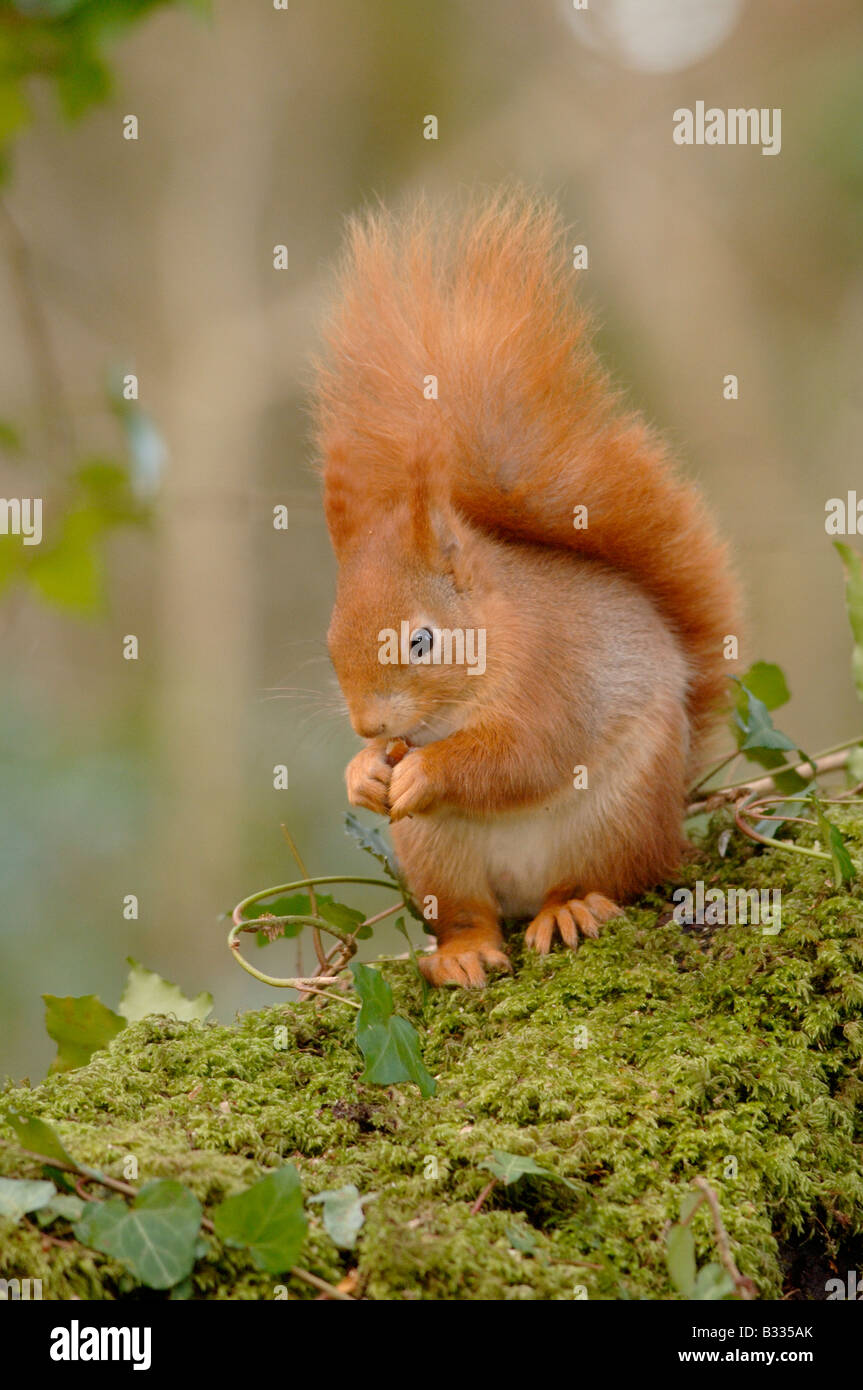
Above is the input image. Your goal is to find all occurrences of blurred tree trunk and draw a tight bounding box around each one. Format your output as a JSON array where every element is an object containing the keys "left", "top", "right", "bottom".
[{"left": 151, "top": 8, "right": 277, "bottom": 949}]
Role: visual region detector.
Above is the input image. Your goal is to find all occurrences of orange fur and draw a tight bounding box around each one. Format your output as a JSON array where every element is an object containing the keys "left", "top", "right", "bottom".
[
  {"left": 312, "top": 190, "right": 741, "bottom": 987},
  {"left": 315, "top": 190, "right": 740, "bottom": 748}
]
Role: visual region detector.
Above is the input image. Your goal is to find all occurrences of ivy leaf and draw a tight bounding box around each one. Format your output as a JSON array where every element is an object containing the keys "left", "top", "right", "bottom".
[
  {"left": 811, "top": 795, "right": 856, "bottom": 887},
  {"left": 834, "top": 542, "right": 863, "bottom": 705},
  {"left": 309, "top": 1184, "right": 365, "bottom": 1249},
  {"left": 316, "top": 898, "right": 367, "bottom": 934},
  {"left": 35, "top": 1193, "right": 86, "bottom": 1225},
  {"left": 847, "top": 745, "right": 863, "bottom": 786},
  {"left": 42, "top": 994, "right": 126, "bottom": 1074},
  {"left": 74, "top": 1179, "right": 202, "bottom": 1291},
  {"left": 734, "top": 661, "right": 790, "bottom": 713},
  {"left": 118, "top": 959, "right": 213, "bottom": 1024},
  {"left": 213, "top": 1164, "right": 307, "bottom": 1274},
  {"left": 730, "top": 671, "right": 808, "bottom": 794},
  {"left": 480, "top": 1150, "right": 576, "bottom": 1189},
  {"left": 351, "top": 961, "right": 436, "bottom": 1097},
  {"left": 0, "top": 1177, "right": 56, "bottom": 1224},
  {"left": 344, "top": 811, "right": 400, "bottom": 880},
  {"left": 734, "top": 681, "right": 797, "bottom": 753},
  {"left": 506, "top": 1224, "right": 539, "bottom": 1255},
  {"left": 692, "top": 1262, "right": 736, "bottom": 1300},
  {"left": 666, "top": 1223, "right": 697, "bottom": 1297},
  {"left": 353, "top": 960, "right": 395, "bottom": 1030},
  {"left": 2, "top": 1110, "right": 76, "bottom": 1168},
  {"left": 358, "top": 1017, "right": 437, "bottom": 1097},
  {"left": 248, "top": 894, "right": 310, "bottom": 946}
]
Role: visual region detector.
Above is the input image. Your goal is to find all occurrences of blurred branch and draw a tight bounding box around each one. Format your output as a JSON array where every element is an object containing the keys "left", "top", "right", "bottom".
[{"left": 0, "top": 197, "right": 75, "bottom": 464}]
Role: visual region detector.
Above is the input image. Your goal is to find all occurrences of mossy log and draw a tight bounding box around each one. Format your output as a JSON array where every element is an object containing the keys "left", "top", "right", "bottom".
[{"left": 2, "top": 811, "right": 862, "bottom": 1300}]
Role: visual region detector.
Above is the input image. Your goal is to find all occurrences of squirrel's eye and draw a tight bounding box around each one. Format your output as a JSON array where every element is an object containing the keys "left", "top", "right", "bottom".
[{"left": 409, "top": 626, "right": 434, "bottom": 662}]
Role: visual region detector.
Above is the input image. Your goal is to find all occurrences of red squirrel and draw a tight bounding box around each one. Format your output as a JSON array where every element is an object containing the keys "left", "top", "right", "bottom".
[{"left": 313, "top": 191, "right": 740, "bottom": 987}]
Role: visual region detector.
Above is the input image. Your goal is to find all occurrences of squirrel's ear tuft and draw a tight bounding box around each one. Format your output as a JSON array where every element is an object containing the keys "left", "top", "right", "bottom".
[
  {"left": 421, "top": 498, "right": 475, "bottom": 590},
  {"left": 428, "top": 504, "right": 462, "bottom": 563},
  {"left": 323, "top": 439, "right": 367, "bottom": 555}
]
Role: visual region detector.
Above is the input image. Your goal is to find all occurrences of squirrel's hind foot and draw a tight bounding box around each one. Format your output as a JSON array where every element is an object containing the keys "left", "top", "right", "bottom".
[{"left": 526, "top": 892, "right": 623, "bottom": 956}]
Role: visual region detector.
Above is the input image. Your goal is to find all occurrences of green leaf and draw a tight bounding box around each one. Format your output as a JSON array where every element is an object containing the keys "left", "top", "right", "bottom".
[
  {"left": 0, "top": 79, "right": 30, "bottom": 143},
  {"left": 678, "top": 1191, "right": 702, "bottom": 1223},
  {"left": 834, "top": 542, "right": 863, "bottom": 705},
  {"left": 316, "top": 898, "right": 367, "bottom": 933},
  {"left": 309, "top": 1184, "right": 365, "bottom": 1249},
  {"left": 213, "top": 1164, "right": 307, "bottom": 1274},
  {"left": 43, "top": 994, "right": 126, "bottom": 1074},
  {"left": 357, "top": 1017, "right": 437, "bottom": 1097},
  {"left": 36, "top": 1193, "right": 85, "bottom": 1225},
  {"left": 27, "top": 509, "right": 104, "bottom": 614},
  {"left": 480, "top": 1150, "right": 575, "bottom": 1188},
  {"left": 0, "top": 1177, "right": 56, "bottom": 1224},
  {"left": 666, "top": 1223, "right": 697, "bottom": 1297},
  {"left": 505, "top": 1224, "right": 539, "bottom": 1255},
  {"left": 351, "top": 961, "right": 436, "bottom": 1097},
  {"left": 55, "top": 49, "right": 111, "bottom": 122},
  {"left": 2, "top": 1110, "right": 76, "bottom": 1168},
  {"left": 692, "top": 1262, "right": 737, "bottom": 1300},
  {"left": 74, "top": 1179, "right": 202, "bottom": 1291},
  {"left": 733, "top": 681, "right": 797, "bottom": 753},
  {"left": 352, "top": 959, "right": 395, "bottom": 1031},
  {"left": 344, "top": 811, "right": 399, "bottom": 880},
  {"left": 811, "top": 795, "right": 856, "bottom": 887},
  {"left": 0, "top": 419, "right": 22, "bottom": 453},
  {"left": 735, "top": 661, "right": 790, "bottom": 712},
  {"left": 847, "top": 744, "right": 863, "bottom": 785},
  {"left": 74, "top": 457, "right": 142, "bottom": 525},
  {"left": 118, "top": 959, "right": 213, "bottom": 1024}
]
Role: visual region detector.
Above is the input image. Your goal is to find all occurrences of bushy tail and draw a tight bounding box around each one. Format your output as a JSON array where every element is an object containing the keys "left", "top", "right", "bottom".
[{"left": 314, "top": 189, "right": 741, "bottom": 748}]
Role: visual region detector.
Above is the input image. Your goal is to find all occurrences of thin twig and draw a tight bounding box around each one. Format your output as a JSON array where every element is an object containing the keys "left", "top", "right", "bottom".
[
  {"left": 687, "top": 749, "right": 853, "bottom": 816},
  {"left": 280, "top": 824, "right": 323, "bottom": 981},
  {"left": 692, "top": 1177, "right": 756, "bottom": 1300},
  {"left": 470, "top": 1178, "right": 498, "bottom": 1216}
]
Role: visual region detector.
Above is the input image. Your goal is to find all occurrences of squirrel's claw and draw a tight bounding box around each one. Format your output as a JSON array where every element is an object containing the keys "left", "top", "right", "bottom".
[
  {"left": 345, "top": 745, "right": 393, "bottom": 816},
  {"left": 388, "top": 751, "right": 436, "bottom": 820},
  {"left": 419, "top": 943, "right": 512, "bottom": 989},
  {"left": 526, "top": 893, "right": 623, "bottom": 955}
]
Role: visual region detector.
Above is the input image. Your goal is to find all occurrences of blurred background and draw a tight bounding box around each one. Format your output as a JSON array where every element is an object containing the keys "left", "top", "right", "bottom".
[{"left": 1, "top": 0, "right": 862, "bottom": 1078}]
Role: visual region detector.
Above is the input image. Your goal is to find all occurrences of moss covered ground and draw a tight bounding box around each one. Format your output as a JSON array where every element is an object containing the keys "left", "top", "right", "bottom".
[{"left": 2, "top": 810, "right": 862, "bottom": 1300}]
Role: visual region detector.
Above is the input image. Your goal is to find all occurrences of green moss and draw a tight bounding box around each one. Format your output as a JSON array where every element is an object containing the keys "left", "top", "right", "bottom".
[{"left": 2, "top": 811, "right": 862, "bottom": 1300}]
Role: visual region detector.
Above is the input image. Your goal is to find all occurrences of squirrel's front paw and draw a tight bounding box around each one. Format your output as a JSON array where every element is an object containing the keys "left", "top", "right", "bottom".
[
  {"left": 345, "top": 744, "right": 393, "bottom": 816},
  {"left": 419, "top": 933, "right": 511, "bottom": 988},
  {"left": 388, "top": 750, "right": 437, "bottom": 820}
]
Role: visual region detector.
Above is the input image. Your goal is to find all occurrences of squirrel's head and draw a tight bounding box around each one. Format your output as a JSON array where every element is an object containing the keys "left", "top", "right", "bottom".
[{"left": 326, "top": 485, "right": 490, "bottom": 744}]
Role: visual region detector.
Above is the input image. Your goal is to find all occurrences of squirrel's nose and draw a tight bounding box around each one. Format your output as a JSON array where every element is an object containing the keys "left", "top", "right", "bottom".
[
  {"left": 354, "top": 721, "right": 384, "bottom": 739},
  {"left": 351, "top": 708, "right": 387, "bottom": 739}
]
